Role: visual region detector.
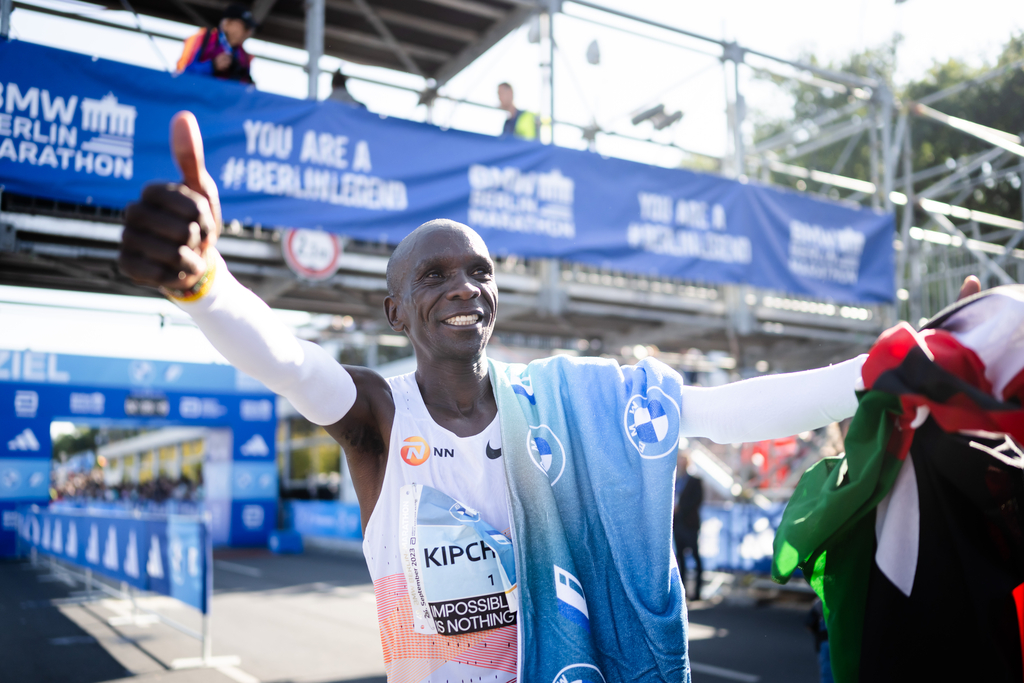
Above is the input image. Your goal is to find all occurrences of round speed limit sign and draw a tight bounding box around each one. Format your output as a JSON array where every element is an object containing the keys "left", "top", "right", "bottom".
[{"left": 282, "top": 228, "right": 343, "bottom": 280}]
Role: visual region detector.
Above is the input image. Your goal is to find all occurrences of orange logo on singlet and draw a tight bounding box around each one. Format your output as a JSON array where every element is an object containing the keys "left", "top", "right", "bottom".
[{"left": 400, "top": 436, "right": 430, "bottom": 466}]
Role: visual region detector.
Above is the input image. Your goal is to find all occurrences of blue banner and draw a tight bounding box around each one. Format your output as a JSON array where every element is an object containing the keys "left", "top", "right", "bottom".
[
  {"left": 0, "top": 40, "right": 894, "bottom": 303},
  {"left": 18, "top": 506, "right": 210, "bottom": 612}
]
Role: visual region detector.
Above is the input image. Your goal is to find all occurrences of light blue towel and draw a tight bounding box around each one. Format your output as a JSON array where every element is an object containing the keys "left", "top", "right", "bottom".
[{"left": 489, "top": 355, "right": 689, "bottom": 683}]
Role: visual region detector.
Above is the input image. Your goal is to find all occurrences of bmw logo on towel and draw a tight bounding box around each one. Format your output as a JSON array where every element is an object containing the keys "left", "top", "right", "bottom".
[
  {"left": 551, "top": 663, "right": 606, "bottom": 683},
  {"left": 623, "top": 388, "right": 680, "bottom": 459},
  {"left": 527, "top": 424, "right": 566, "bottom": 486}
]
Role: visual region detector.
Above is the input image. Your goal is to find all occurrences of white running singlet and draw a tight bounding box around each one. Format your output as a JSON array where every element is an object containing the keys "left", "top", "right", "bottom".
[{"left": 363, "top": 372, "right": 517, "bottom": 683}]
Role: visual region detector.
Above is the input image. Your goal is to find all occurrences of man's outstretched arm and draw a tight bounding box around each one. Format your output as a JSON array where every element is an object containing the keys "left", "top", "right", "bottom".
[
  {"left": 118, "top": 112, "right": 359, "bottom": 428},
  {"left": 679, "top": 275, "right": 985, "bottom": 445},
  {"left": 679, "top": 356, "right": 865, "bottom": 444},
  {"left": 171, "top": 251, "right": 357, "bottom": 425}
]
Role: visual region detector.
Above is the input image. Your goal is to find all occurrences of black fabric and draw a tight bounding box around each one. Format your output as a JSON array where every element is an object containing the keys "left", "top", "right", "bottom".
[
  {"left": 858, "top": 418, "right": 1024, "bottom": 682},
  {"left": 872, "top": 344, "right": 1015, "bottom": 413}
]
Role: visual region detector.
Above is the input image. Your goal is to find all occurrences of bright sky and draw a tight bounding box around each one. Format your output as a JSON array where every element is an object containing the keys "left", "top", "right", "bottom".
[{"left": 2, "top": 0, "right": 1020, "bottom": 357}]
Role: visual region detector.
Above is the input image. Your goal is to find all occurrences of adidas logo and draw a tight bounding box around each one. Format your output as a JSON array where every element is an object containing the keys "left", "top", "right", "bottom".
[
  {"left": 124, "top": 531, "right": 140, "bottom": 579},
  {"left": 239, "top": 434, "right": 270, "bottom": 457},
  {"left": 85, "top": 523, "right": 100, "bottom": 565},
  {"left": 7, "top": 428, "right": 40, "bottom": 451},
  {"left": 102, "top": 526, "right": 119, "bottom": 571},
  {"left": 146, "top": 536, "right": 164, "bottom": 579},
  {"left": 65, "top": 522, "right": 78, "bottom": 559}
]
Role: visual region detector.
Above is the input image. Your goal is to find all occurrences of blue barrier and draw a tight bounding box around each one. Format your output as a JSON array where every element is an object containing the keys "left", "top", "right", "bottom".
[
  {"left": 695, "top": 502, "right": 787, "bottom": 574},
  {"left": 268, "top": 529, "right": 303, "bottom": 554},
  {"left": 18, "top": 505, "right": 211, "bottom": 613},
  {"left": 283, "top": 499, "right": 782, "bottom": 573},
  {"left": 286, "top": 500, "right": 362, "bottom": 542}
]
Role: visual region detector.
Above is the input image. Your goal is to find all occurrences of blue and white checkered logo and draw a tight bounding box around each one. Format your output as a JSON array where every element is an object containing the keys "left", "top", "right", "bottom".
[
  {"left": 623, "top": 388, "right": 679, "bottom": 459},
  {"left": 527, "top": 424, "right": 566, "bottom": 486},
  {"left": 551, "top": 663, "right": 606, "bottom": 683}
]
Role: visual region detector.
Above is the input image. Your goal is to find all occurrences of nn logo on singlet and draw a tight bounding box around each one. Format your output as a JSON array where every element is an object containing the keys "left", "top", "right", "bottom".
[
  {"left": 401, "top": 437, "right": 430, "bottom": 466},
  {"left": 400, "top": 436, "right": 455, "bottom": 466}
]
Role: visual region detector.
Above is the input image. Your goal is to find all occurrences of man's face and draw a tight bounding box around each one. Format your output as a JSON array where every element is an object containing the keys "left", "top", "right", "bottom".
[
  {"left": 221, "top": 18, "right": 253, "bottom": 47},
  {"left": 386, "top": 226, "right": 498, "bottom": 363},
  {"left": 497, "top": 85, "right": 514, "bottom": 111}
]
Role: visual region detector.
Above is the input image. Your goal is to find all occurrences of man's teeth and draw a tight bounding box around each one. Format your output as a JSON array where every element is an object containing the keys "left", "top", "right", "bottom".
[{"left": 446, "top": 315, "right": 479, "bottom": 326}]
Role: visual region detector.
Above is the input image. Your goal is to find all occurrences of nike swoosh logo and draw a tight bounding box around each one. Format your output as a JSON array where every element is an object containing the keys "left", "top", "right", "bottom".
[{"left": 486, "top": 443, "right": 502, "bottom": 459}]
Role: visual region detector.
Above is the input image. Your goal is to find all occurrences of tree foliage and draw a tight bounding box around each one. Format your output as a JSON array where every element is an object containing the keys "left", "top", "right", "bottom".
[
  {"left": 53, "top": 427, "right": 97, "bottom": 459},
  {"left": 754, "top": 34, "right": 1024, "bottom": 219}
]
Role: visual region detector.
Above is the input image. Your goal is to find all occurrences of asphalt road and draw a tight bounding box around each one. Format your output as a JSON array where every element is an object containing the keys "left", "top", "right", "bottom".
[{"left": 0, "top": 551, "right": 820, "bottom": 683}]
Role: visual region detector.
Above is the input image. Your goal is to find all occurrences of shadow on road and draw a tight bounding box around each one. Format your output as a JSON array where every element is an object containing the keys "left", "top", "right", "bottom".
[
  {"left": 211, "top": 547, "right": 372, "bottom": 596},
  {"left": 0, "top": 559, "right": 131, "bottom": 683}
]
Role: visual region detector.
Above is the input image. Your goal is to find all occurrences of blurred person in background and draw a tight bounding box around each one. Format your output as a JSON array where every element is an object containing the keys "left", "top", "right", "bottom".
[
  {"left": 498, "top": 82, "right": 538, "bottom": 140},
  {"left": 805, "top": 599, "right": 832, "bottom": 683},
  {"left": 176, "top": 4, "right": 256, "bottom": 85},
  {"left": 329, "top": 70, "right": 366, "bottom": 108},
  {"left": 674, "top": 451, "right": 704, "bottom": 601}
]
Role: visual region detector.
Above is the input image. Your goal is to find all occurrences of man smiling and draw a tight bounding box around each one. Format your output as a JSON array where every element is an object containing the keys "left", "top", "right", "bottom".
[{"left": 121, "top": 112, "right": 875, "bottom": 683}]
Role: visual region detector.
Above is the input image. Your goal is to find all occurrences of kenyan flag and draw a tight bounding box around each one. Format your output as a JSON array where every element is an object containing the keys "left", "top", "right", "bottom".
[{"left": 773, "top": 285, "right": 1024, "bottom": 683}]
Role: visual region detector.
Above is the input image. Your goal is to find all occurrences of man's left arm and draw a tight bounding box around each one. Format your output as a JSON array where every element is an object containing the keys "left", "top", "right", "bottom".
[
  {"left": 676, "top": 276, "right": 984, "bottom": 445},
  {"left": 678, "top": 355, "right": 865, "bottom": 444}
]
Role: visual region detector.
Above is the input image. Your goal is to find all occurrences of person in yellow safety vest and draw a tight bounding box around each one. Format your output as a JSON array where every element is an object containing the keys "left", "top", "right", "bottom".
[{"left": 498, "top": 82, "right": 539, "bottom": 140}]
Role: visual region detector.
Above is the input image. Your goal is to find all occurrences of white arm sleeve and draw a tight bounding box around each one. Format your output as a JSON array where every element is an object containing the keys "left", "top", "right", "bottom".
[
  {"left": 679, "top": 355, "right": 866, "bottom": 444},
  {"left": 173, "top": 251, "right": 357, "bottom": 426}
]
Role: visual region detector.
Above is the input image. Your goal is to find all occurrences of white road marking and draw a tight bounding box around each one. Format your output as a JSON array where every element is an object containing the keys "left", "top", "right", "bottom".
[
  {"left": 690, "top": 661, "right": 761, "bottom": 682},
  {"left": 214, "top": 560, "right": 263, "bottom": 577},
  {"left": 217, "top": 665, "right": 261, "bottom": 683}
]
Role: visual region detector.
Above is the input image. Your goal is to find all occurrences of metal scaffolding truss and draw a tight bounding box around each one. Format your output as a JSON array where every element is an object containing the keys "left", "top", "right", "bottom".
[
  {"left": 0, "top": 0, "right": 1017, "bottom": 374},
  {"left": 743, "top": 54, "right": 1024, "bottom": 323}
]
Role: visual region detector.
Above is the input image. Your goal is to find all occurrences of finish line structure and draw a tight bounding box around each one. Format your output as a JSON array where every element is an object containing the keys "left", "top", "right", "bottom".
[{"left": 0, "top": 349, "right": 277, "bottom": 557}]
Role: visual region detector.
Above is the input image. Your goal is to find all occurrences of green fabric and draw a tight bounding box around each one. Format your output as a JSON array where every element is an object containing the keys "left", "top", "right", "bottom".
[{"left": 771, "top": 390, "right": 906, "bottom": 683}]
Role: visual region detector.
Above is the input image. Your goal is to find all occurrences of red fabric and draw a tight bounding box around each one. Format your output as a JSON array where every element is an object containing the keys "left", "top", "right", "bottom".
[
  {"left": 1014, "top": 583, "right": 1024, "bottom": 682},
  {"left": 861, "top": 323, "right": 1024, "bottom": 453},
  {"left": 861, "top": 322, "right": 923, "bottom": 389}
]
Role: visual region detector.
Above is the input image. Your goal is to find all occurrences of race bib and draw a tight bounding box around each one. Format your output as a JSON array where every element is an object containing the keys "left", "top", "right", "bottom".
[{"left": 399, "top": 484, "right": 518, "bottom": 636}]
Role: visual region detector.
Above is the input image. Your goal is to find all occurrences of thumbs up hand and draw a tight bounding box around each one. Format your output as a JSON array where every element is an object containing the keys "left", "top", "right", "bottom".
[{"left": 120, "top": 111, "right": 222, "bottom": 291}]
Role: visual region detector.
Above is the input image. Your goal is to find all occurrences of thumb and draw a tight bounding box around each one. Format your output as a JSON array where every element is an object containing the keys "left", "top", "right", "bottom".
[
  {"left": 170, "top": 111, "right": 221, "bottom": 244},
  {"left": 957, "top": 275, "right": 982, "bottom": 301}
]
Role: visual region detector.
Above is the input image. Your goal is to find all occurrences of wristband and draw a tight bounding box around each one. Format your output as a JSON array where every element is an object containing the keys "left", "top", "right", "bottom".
[{"left": 162, "top": 256, "right": 217, "bottom": 303}]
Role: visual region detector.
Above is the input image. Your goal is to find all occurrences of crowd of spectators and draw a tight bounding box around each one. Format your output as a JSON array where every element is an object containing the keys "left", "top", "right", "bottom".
[{"left": 53, "top": 471, "right": 203, "bottom": 505}]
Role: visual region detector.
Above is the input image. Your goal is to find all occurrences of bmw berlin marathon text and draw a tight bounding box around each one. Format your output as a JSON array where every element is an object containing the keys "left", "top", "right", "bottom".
[{"left": 0, "top": 83, "right": 136, "bottom": 180}]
